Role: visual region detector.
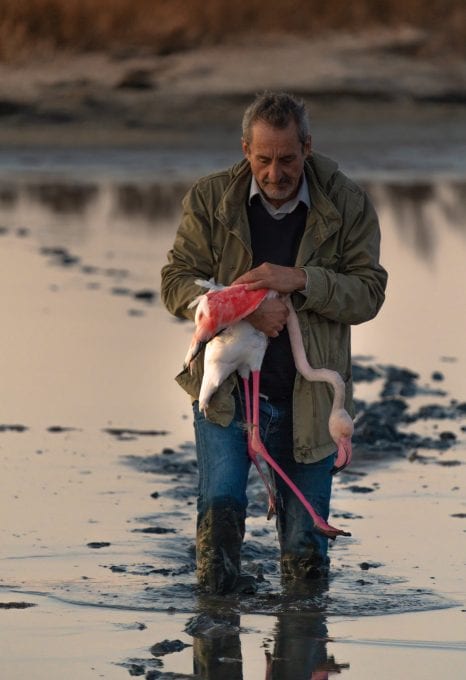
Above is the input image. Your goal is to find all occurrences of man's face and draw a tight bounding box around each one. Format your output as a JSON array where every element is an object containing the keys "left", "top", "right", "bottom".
[{"left": 242, "top": 120, "right": 311, "bottom": 208}]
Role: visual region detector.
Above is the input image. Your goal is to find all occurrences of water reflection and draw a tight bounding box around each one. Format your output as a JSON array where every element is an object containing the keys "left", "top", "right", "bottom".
[
  {"left": 190, "top": 583, "right": 349, "bottom": 679},
  {"left": 366, "top": 179, "right": 466, "bottom": 262},
  {"left": 25, "top": 182, "right": 99, "bottom": 214},
  {"left": 115, "top": 181, "right": 188, "bottom": 219},
  {"left": 0, "top": 177, "right": 464, "bottom": 264}
]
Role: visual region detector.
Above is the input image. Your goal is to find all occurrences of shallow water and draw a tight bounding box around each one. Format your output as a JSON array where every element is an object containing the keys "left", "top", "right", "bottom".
[{"left": 0, "top": 159, "right": 465, "bottom": 678}]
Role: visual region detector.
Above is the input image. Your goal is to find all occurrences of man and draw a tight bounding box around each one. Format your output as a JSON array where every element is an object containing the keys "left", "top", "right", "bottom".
[{"left": 161, "top": 91, "right": 387, "bottom": 594}]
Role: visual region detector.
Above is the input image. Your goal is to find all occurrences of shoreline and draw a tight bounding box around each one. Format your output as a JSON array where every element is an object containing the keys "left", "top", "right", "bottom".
[{"left": 0, "top": 30, "right": 465, "bottom": 151}]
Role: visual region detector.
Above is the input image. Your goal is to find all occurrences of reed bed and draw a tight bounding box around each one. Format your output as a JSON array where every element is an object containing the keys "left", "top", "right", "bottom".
[{"left": 0, "top": 0, "right": 464, "bottom": 61}]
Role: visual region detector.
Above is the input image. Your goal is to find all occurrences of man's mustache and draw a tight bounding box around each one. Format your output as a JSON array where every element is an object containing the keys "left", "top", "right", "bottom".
[{"left": 263, "top": 177, "right": 292, "bottom": 186}]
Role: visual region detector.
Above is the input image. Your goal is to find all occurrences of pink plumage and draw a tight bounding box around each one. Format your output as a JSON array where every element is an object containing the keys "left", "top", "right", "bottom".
[{"left": 186, "top": 280, "right": 352, "bottom": 540}]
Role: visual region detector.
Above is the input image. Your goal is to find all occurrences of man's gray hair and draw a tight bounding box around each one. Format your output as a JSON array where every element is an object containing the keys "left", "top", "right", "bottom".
[{"left": 242, "top": 91, "right": 310, "bottom": 146}]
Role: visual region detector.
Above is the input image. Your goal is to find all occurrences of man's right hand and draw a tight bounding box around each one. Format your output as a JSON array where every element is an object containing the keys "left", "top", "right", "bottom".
[{"left": 246, "top": 297, "right": 289, "bottom": 337}]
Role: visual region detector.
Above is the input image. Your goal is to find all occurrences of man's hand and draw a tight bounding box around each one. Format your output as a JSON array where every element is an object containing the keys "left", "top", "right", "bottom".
[
  {"left": 233, "top": 263, "right": 306, "bottom": 293},
  {"left": 247, "top": 297, "right": 289, "bottom": 337}
]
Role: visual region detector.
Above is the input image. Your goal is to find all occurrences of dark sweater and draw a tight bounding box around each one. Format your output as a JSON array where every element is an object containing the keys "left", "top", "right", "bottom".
[{"left": 246, "top": 197, "right": 307, "bottom": 400}]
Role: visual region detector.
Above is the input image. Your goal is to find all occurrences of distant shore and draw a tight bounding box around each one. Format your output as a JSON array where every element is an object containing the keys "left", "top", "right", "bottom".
[{"left": 0, "top": 30, "right": 465, "bottom": 150}]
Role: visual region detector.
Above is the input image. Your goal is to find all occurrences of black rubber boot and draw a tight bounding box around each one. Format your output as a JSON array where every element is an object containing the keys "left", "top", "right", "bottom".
[{"left": 196, "top": 498, "right": 245, "bottom": 594}]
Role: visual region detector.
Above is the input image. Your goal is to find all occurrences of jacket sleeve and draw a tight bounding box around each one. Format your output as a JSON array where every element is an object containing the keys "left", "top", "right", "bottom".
[
  {"left": 161, "top": 184, "right": 216, "bottom": 321},
  {"left": 297, "top": 189, "right": 388, "bottom": 325}
]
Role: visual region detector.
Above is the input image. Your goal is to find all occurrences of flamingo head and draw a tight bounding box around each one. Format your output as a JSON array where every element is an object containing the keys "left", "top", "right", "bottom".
[
  {"left": 331, "top": 436, "right": 353, "bottom": 475},
  {"left": 183, "top": 295, "right": 219, "bottom": 369},
  {"left": 328, "top": 407, "right": 354, "bottom": 475}
]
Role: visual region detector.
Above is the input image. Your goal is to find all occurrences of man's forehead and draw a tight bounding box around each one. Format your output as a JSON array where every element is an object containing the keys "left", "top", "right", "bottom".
[{"left": 248, "top": 121, "right": 302, "bottom": 153}]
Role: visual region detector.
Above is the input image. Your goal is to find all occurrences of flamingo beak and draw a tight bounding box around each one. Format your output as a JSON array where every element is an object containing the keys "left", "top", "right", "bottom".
[{"left": 331, "top": 437, "right": 352, "bottom": 475}]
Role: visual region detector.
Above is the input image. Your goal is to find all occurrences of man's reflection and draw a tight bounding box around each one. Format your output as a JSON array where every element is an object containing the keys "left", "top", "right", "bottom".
[
  {"left": 190, "top": 582, "right": 348, "bottom": 679},
  {"left": 189, "top": 608, "right": 243, "bottom": 680},
  {"left": 266, "top": 611, "right": 348, "bottom": 679}
]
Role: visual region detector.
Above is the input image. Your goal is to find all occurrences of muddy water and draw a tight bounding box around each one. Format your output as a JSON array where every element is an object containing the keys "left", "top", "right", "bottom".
[{"left": 0, "top": 168, "right": 465, "bottom": 679}]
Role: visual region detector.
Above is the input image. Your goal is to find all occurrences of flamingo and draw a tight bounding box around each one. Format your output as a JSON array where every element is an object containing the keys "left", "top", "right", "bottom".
[{"left": 184, "top": 280, "right": 353, "bottom": 540}]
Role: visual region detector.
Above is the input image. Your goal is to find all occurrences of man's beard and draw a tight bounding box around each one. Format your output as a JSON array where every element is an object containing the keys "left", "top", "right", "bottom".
[{"left": 261, "top": 178, "right": 295, "bottom": 203}]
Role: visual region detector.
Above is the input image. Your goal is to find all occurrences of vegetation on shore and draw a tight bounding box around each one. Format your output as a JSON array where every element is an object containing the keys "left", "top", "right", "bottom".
[{"left": 0, "top": 0, "right": 465, "bottom": 61}]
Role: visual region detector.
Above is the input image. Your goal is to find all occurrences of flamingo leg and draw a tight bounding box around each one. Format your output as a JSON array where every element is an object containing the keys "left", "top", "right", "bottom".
[
  {"left": 249, "top": 371, "right": 351, "bottom": 540},
  {"left": 242, "top": 376, "right": 276, "bottom": 517}
]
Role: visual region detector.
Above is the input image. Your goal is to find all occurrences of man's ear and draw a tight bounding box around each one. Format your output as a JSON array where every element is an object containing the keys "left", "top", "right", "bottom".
[{"left": 241, "top": 138, "right": 250, "bottom": 159}]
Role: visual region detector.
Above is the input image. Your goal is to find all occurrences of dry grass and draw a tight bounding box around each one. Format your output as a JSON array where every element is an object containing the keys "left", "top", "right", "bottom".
[{"left": 0, "top": 0, "right": 465, "bottom": 61}]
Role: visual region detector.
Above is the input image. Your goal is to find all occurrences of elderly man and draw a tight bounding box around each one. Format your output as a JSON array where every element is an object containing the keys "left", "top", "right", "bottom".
[{"left": 161, "top": 91, "right": 387, "bottom": 594}]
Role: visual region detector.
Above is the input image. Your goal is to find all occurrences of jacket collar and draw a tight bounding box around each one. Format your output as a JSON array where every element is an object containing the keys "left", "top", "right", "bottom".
[{"left": 215, "top": 154, "right": 343, "bottom": 248}]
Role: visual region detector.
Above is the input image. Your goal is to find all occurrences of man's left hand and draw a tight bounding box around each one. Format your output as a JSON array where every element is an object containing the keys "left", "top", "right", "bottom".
[{"left": 233, "top": 262, "right": 306, "bottom": 293}]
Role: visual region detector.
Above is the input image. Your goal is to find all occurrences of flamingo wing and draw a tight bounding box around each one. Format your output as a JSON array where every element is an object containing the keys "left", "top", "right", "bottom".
[{"left": 205, "top": 284, "right": 269, "bottom": 331}]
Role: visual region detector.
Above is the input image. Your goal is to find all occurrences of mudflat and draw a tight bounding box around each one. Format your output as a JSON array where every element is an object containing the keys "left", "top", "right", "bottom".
[{"left": 0, "top": 29, "right": 465, "bottom": 680}]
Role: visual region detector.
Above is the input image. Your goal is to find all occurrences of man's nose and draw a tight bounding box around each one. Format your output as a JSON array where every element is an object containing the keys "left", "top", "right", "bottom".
[{"left": 267, "top": 160, "right": 282, "bottom": 183}]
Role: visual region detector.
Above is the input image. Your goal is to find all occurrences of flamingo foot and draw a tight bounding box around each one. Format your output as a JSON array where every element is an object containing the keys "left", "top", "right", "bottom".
[
  {"left": 252, "top": 435, "right": 350, "bottom": 539},
  {"left": 331, "top": 437, "right": 353, "bottom": 475},
  {"left": 313, "top": 516, "right": 352, "bottom": 540}
]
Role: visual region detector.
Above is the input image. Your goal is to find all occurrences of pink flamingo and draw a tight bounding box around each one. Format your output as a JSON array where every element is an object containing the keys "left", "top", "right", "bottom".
[{"left": 184, "top": 280, "right": 352, "bottom": 540}]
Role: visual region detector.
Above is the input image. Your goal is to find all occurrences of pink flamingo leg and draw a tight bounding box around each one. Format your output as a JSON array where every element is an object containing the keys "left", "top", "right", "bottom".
[
  {"left": 250, "top": 371, "right": 351, "bottom": 540},
  {"left": 242, "top": 377, "right": 277, "bottom": 517}
]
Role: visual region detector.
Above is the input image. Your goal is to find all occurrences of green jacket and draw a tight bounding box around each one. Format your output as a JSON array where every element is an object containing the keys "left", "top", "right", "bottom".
[{"left": 161, "top": 153, "right": 387, "bottom": 462}]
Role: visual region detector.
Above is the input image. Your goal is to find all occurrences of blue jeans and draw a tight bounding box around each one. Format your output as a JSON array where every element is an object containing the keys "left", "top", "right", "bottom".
[{"left": 193, "top": 392, "right": 335, "bottom": 590}]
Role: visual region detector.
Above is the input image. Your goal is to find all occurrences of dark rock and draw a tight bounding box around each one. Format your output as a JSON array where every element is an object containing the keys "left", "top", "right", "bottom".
[
  {"left": 40, "top": 246, "right": 80, "bottom": 266},
  {"left": 348, "top": 485, "right": 375, "bottom": 494},
  {"left": 0, "top": 424, "right": 28, "bottom": 432},
  {"left": 134, "top": 289, "right": 157, "bottom": 304},
  {"left": 133, "top": 527, "right": 176, "bottom": 534},
  {"left": 406, "top": 404, "right": 462, "bottom": 421},
  {"left": 104, "top": 428, "right": 169, "bottom": 438},
  {"left": 87, "top": 541, "right": 111, "bottom": 549},
  {"left": 359, "top": 561, "right": 382, "bottom": 570},
  {"left": 353, "top": 398, "right": 407, "bottom": 446},
  {"left": 150, "top": 639, "right": 191, "bottom": 657},
  {"left": 0, "top": 601, "right": 36, "bottom": 609},
  {"left": 439, "top": 431, "right": 457, "bottom": 441},
  {"left": 112, "top": 287, "right": 132, "bottom": 296},
  {"left": 352, "top": 363, "right": 381, "bottom": 382},
  {"left": 431, "top": 371, "right": 445, "bottom": 381},
  {"left": 118, "top": 658, "right": 163, "bottom": 676},
  {"left": 47, "top": 426, "right": 76, "bottom": 433}
]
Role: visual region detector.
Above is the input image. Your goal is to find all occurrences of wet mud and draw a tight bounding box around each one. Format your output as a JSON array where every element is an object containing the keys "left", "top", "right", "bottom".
[{"left": 0, "top": 174, "right": 465, "bottom": 679}]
